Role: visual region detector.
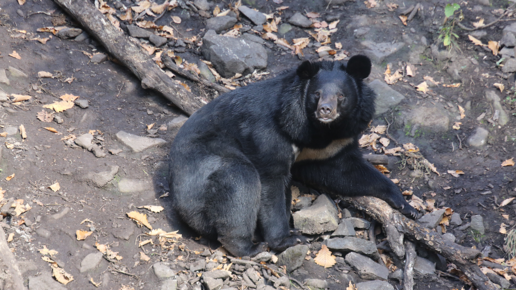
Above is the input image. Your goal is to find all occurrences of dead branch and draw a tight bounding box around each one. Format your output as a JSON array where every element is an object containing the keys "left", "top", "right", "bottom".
[
  {"left": 457, "top": 3, "right": 516, "bottom": 31},
  {"left": 53, "top": 0, "right": 204, "bottom": 116},
  {"left": 403, "top": 241, "right": 416, "bottom": 290},
  {"left": 344, "top": 196, "right": 497, "bottom": 290},
  {"left": 0, "top": 225, "right": 25, "bottom": 290}
]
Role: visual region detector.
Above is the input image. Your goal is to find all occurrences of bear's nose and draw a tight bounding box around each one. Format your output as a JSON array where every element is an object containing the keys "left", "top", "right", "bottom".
[{"left": 319, "top": 104, "right": 332, "bottom": 116}]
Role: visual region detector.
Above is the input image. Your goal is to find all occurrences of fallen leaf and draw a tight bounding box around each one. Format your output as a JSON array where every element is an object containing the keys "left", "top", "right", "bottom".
[
  {"left": 335, "top": 42, "right": 342, "bottom": 50},
  {"left": 140, "top": 251, "right": 151, "bottom": 262},
  {"left": 399, "top": 15, "right": 407, "bottom": 26},
  {"left": 386, "top": 3, "right": 398, "bottom": 11},
  {"left": 6, "top": 174, "right": 15, "bottom": 181},
  {"left": 468, "top": 35, "right": 484, "bottom": 46},
  {"left": 384, "top": 65, "right": 403, "bottom": 85},
  {"left": 90, "top": 278, "right": 101, "bottom": 288},
  {"left": 9, "top": 51, "right": 21, "bottom": 59},
  {"left": 458, "top": 105, "right": 465, "bottom": 119},
  {"left": 409, "top": 195, "right": 426, "bottom": 211},
  {"left": 503, "top": 214, "right": 509, "bottom": 220},
  {"left": 138, "top": 205, "right": 165, "bottom": 213},
  {"left": 493, "top": 83, "right": 504, "bottom": 92},
  {"left": 346, "top": 281, "right": 358, "bottom": 290},
  {"left": 37, "top": 110, "right": 55, "bottom": 122},
  {"left": 49, "top": 182, "right": 60, "bottom": 192},
  {"left": 119, "top": 9, "right": 133, "bottom": 23},
  {"left": 132, "top": 0, "right": 151, "bottom": 13},
  {"left": 39, "top": 246, "right": 58, "bottom": 257},
  {"left": 500, "top": 223, "right": 507, "bottom": 234},
  {"left": 76, "top": 230, "right": 93, "bottom": 240},
  {"left": 422, "top": 159, "right": 440, "bottom": 175},
  {"left": 416, "top": 81, "right": 428, "bottom": 93},
  {"left": 52, "top": 265, "right": 74, "bottom": 285},
  {"left": 447, "top": 170, "right": 464, "bottom": 178},
  {"left": 358, "top": 133, "right": 380, "bottom": 147},
  {"left": 43, "top": 101, "right": 74, "bottom": 112},
  {"left": 33, "top": 37, "right": 51, "bottom": 44},
  {"left": 171, "top": 16, "right": 181, "bottom": 24},
  {"left": 12, "top": 199, "right": 31, "bottom": 216},
  {"left": 19, "top": 125, "right": 27, "bottom": 139},
  {"left": 488, "top": 41, "right": 499, "bottom": 56},
  {"left": 151, "top": 2, "right": 168, "bottom": 14},
  {"left": 364, "top": 0, "right": 377, "bottom": 8},
  {"left": 127, "top": 211, "right": 153, "bottom": 229},
  {"left": 314, "top": 245, "right": 336, "bottom": 268},
  {"left": 306, "top": 12, "right": 320, "bottom": 18},
  {"left": 44, "top": 127, "right": 59, "bottom": 133},
  {"left": 472, "top": 18, "right": 484, "bottom": 28},
  {"left": 442, "top": 83, "right": 460, "bottom": 88},
  {"left": 406, "top": 64, "right": 415, "bottom": 77},
  {"left": 38, "top": 71, "right": 53, "bottom": 78},
  {"left": 18, "top": 0, "right": 26, "bottom": 5},
  {"left": 374, "top": 164, "right": 390, "bottom": 174},
  {"left": 402, "top": 190, "right": 413, "bottom": 196},
  {"left": 178, "top": 82, "right": 191, "bottom": 92},
  {"left": 328, "top": 20, "right": 339, "bottom": 30},
  {"left": 146, "top": 229, "right": 182, "bottom": 239},
  {"left": 452, "top": 122, "right": 462, "bottom": 130},
  {"left": 12, "top": 94, "right": 32, "bottom": 102},
  {"left": 0, "top": 132, "right": 6, "bottom": 137},
  {"left": 383, "top": 146, "right": 403, "bottom": 156},
  {"left": 423, "top": 76, "right": 440, "bottom": 86},
  {"left": 502, "top": 158, "right": 515, "bottom": 167},
  {"left": 276, "top": 6, "right": 289, "bottom": 10},
  {"left": 379, "top": 137, "right": 390, "bottom": 147},
  {"left": 213, "top": 5, "right": 220, "bottom": 16},
  {"left": 500, "top": 197, "right": 515, "bottom": 207}
]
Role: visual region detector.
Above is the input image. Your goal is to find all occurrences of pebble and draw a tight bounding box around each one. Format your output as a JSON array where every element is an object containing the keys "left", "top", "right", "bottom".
[
  {"left": 288, "top": 12, "right": 312, "bottom": 28},
  {"left": 277, "top": 244, "right": 309, "bottom": 272},
  {"left": 150, "top": 34, "right": 168, "bottom": 47},
  {"left": 467, "top": 127, "right": 489, "bottom": 147},
  {"left": 54, "top": 115, "right": 64, "bottom": 124},
  {"left": 17, "top": 9, "right": 24, "bottom": 17},
  {"left": 153, "top": 263, "right": 176, "bottom": 280},
  {"left": 238, "top": 6, "right": 266, "bottom": 26},
  {"left": 8, "top": 66, "right": 28, "bottom": 78},
  {"left": 57, "top": 27, "right": 83, "bottom": 39},
  {"left": 116, "top": 131, "right": 166, "bottom": 152},
  {"left": 75, "top": 99, "right": 89, "bottom": 108},
  {"left": 5, "top": 126, "right": 18, "bottom": 136},
  {"left": 80, "top": 252, "right": 104, "bottom": 273},
  {"left": 118, "top": 178, "right": 153, "bottom": 193},
  {"left": 345, "top": 252, "right": 388, "bottom": 280},
  {"left": 36, "top": 228, "right": 51, "bottom": 238},
  {"left": 75, "top": 133, "right": 94, "bottom": 150},
  {"left": 90, "top": 53, "right": 107, "bottom": 64},
  {"left": 470, "top": 215, "right": 485, "bottom": 234}
]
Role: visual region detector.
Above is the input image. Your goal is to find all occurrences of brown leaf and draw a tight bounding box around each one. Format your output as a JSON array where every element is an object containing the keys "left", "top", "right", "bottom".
[
  {"left": 374, "top": 164, "right": 390, "bottom": 174},
  {"left": 488, "top": 41, "right": 499, "bottom": 56},
  {"left": 18, "top": 0, "right": 26, "bottom": 5},
  {"left": 416, "top": 81, "right": 429, "bottom": 93},
  {"left": 386, "top": 3, "right": 398, "bottom": 11},
  {"left": 76, "top": 230, "right": 93, "bottom": 240},
  {"left": 500, "top": 197, "right": 515, "bottom": 207},
  {"left": 140, "top": 251, "right": 151, "bottom": 262},
  {"left": 502, "top": 158, "right": 515, "bottom": 167},
  {"left": 493, "top": 83, "right": 504, "bottom": 92},
  {"left": 364, "top": 0, "right": 377, "bottom": 8},
  {"left": 138, "top": 205, "right": 165, "bottom": 213},
  {"left": 19, "top": 125, "right": 27, "bottom": 139},
  {"left": 443, "top": 83, "right": 461, "bottom": 88},
  {"left": 171, "top": 16, "right": 181, "bottom": 24},
  {"left": 49, "top": 182, "right": 60, "bottom": 192},
  {"left": 423, "top": 76, "right": 440, "bottom": 86},
  {"left": 372, "top": 125, "right": 387, "bottom": 134},
  {"left": 52, "top": 265, "right": 74, "bottom": 285},
  {"left": 179, "top": 82, "right": 191, "bottom": 92},
  {"left": 458, "top": 105, "right": 465, "bottom": 119},
  {"left": 12, "top": 94, "right": 32, "bottom": 102},
  {"left": 447, "top": 170, "right": 464, "bottom": 178},
  {"left": 43, "top": 101, "right": 74, "bottom": 112},
  {"left": 6, "top": 174, "right": 15, "bottom": 181},
  {"left": 127, "top": 211, "right": 153, "bottom": 229},
  {"left": 9, "top": 51, "right": 21, "bottom": 59},
  {"left": 306, "top": 12, "right": 320, "bottom": 18},
  {"left": 38, "top": 71, "right": 53, "bottom": 78},
  {"left": 39, "top": 247, "right": 58, "bottom": 258},
  {"left": 37, "top": 110, "right": 54, "bottom": 122},
  {"left": 132, "top": 0, "right": 151, "bottom": 13},
  {"left": 213, "top": 5, "right": 220, "bottom": 16},
  {"left": 468, "top": 35, "right": 484, "bottom": 46},
  {"left": 119, "top": 9, "right": 133, "bottom": 23},
  {"left": 399, "top": 15, "right": 407, "bottom": 26},
  {"left": 44, "top": 127, "right": 59, "bottom": 133},
  {"left": 328, "top": 20, "right": 339, "bottom": 30},
  {"left": 452, "top": 122, "right": 461, "bottom": 130},
  {"left": 151, "top": 2, "right": 168, "bottom": 14},
  {"left": 314, "top": 245, "right": 336, "bottom": 268},
  {"left": 500, "top": 223, "right": 507, "bottom": 234},
  {"left": 472, "top": 19, "right": 484, "bottom": 28}
]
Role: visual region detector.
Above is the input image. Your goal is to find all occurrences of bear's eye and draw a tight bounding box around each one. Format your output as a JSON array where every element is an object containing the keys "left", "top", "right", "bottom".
[
  {"left": 315, "top": 91, "right": 321, "bottom": 98},
  {"left": 338, "top": 95, "right": 345, "bottom": 100}
]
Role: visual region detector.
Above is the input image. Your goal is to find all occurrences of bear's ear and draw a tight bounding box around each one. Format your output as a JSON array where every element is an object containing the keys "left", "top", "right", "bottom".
[
  {"left": 346, "top": 55, "right": 371, "bottom": 79},
  {"left": 296, "top": 61, "right": 320, "bottom": 79}
]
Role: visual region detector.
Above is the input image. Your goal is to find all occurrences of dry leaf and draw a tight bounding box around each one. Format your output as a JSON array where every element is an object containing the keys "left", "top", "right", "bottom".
[
  {"left": 500, "top": 197, "right": 515, "bottom": 207},
  {"left": 38, "top": 71, "right": 53, "bottom": 78},
  {"left": 49, "top": 182, "right": 60, "bottom": 192},
  {"left": 119, "top": 9, "right": 133, "bottom": 23},
  {"left": 37, "top": 110, "right": 55, "bottom": 122},
  {"left": 364, "top": 0, "right": 377, "bottom": 8},
  {"left": 276, "top": 6, "right": 289, "bottom": 10},
  {"left": 424, "top": 76, "right": 440, "bottom": 86},
  {"left": 423, "top": 159, "right": 440, "bottom": 175},
  {"left": 314, "top": 245, "right": 336, "bottom": 268},
  {"left": 306, "top": 12, "right": 320, "bottom": 18},
  {"left": 416, "top": 81, "right": 429, "bottom": 93},
  {"left": 127, "top": 211, "right": 153, "bottom": 229},
  {"left": 90, "top": 278, "right": 101, "bottom": 288},
  {"left": 468, "top": 35, "right": 484, "bottom": 46},
  {"left": 358, "top": 133, "right": 380, "bottom": 147},
  {"left": 493, "top": 83, "right": 504, "bottom": 92},
  {"left": 140, "top": 251, "right": 151, "bottom": 262},
  {"left": 146, "top": 229, "right": 182, "bottom": 239},
  {"left": 328, "top": 20, "right": 339, "bottom": 30},
  {"left": 213, "top": 5, "right": 221, "bottom": 16},
  {"left": 335, "top": 42, "right": 342, "bottom": 49},
  {"left": 151, "top": 2, "right": 168, "bottom": 14},
  {"left": 6, "top": 174, "right": 14, "bottom": 181},
  {"left": 43, "top": 101, "right": 74, "bottom": 112},
  {"left": 76, "top": 230, "right": 93, "bottom": 240},
  {"left": 44, "top": 127, "right": 59, "bottom": 133},
  {"left": 458, "top": 105, "right": 465, "bottom": 119},
  {"left": 452, "top": 122, "right": 462, "bottom": 130},
  {"left": 384, "top": 64, "right": 403, "bottom": 85},
  {"left": 132, "top": 0, "right": 151, "bottom": 13},
  {"left": 171, "top": 16, "right": 181, "bottom": 24},
  {"left": 488, "top": 41, "right": 499, "bottom": 56},
  {"left": 472, "top": 18, "right": 484, "bottom": 28},
  {"left": 379, "top": 137, "right": 390, "bottom": 147},
  {"left": 18, "top": 0, "right": 26, "bottom": 5},
  {"left": 500, "top": 223, "right": 507, "bottom": 234},
  {"left": 399, "top": 15, "right": 407, "bottom": 26},
  {"left": 138, "top": 205, "right": 165, "bottom": 213},
  {"left": 9, "top": 51, "right": 21, "bottom": 59},
  {"left": 386, "top": 3, "right": 398, "bottom": 11},
  {"left": 443, "top": 83, "right": 461, "bottom": 88},
  {"left": 52, "top": 265, "right": 74, "bottom": 285},
  {"left": 447, "top": 170, "right": 464, "bottom": 178},
  {"left": 39, "top": 246, "right": 58, "bottom": 257},
  {"left": 12, "top": 94, "right": 32, "bottom": 102},
  {"left": 402, "top": 190, "right": 413, "bottom": 196},
  {"left": 374, "top": 164, "right": 390, "bottom": 174},
  {"left": 372, "top": 125, "right": 387, "bottom": 134},
  {"left": 346, "top": 281, "right": 358, "bottom": 290},
  {"left": 383, "top": 146, "right": 403, "bottom": 156},
  {"left": 179, "top": 82, "right": 191, "bottom": 92},
  {"left": 406, "top": 64, "right": 415, "bottom": 77},
  {"left": 12, "top": 199, "right": 31, "bottom": 216},
  {"left": 19, "top": 125, "right": 27, "bottom": 139},
  {"left": 7, "top": 233, "right": 14, "bottom": 243},
  {"left": 502, "top": 158, "right": 515, "bottom": 167}
]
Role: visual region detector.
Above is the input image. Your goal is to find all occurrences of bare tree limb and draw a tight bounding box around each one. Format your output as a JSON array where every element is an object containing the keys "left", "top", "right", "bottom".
[{"left": 403, "top": 241, "right": 416, "bottom": 290}]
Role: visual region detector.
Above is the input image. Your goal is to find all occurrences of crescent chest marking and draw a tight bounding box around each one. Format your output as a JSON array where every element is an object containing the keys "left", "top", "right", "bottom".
[{"left": 295, "top": 138, "right": 353, "bottom": 162}]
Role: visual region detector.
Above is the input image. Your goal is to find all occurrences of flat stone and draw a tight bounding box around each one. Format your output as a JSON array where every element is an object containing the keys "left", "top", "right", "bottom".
[
  {"left": 304, "top": 279, "right": 328, "bottom": 289},
  {"left": 36, "top": 228, "right": 51, "bottom": 238},
  {"left": 450, "top": 212, "right": 462, "bottom": 226},
  {"left": 361, "top": 41, "right": 405, "bottom": 64},
  {"left": 502, "top": 58, "right": 516, "bottom": 73},
  {"left": 0, "top": 69, "right": 10, "bottom": 85},
  {"left": 160, "top": 278, "right": 178, "bottom": 290},
  {"left": 326, "top": 237, "right": 378, "bottom": 256},
  {"left": 278, "top": 23, "right": 292, "bottom": 36},
  {"left": 356, "top": 280, "right": 394, "bottom": 290},
  {"left": 75, "top": 133, "right": 94, "bottom": 150},
  {"left": 288, "top": 12, "right": 312, "bottom": 28},
  {"left": 75, "top": 99, "right": 89, "bottom": 108},
  {"left": 190, "top": 259, "right": 206, "bottom": 271},
  {"left": 417, "top": 209, "right": 446, "bottom": 229},
  {"left": 345, "top": 252, "right": 388, "bottom": 280},
  {"left": 206, "top": 16, "right": 238, "bottom": 33},
  {"left": 501, "top": 31, "right": 516, "bottom": 47},
  {"left": 193, "top": 0, "right": 210, "bottom": 10},
  {"left": 116, "top": 131, "right": 166, "bottom": 152},
  {"left": 112, "top": 219, "right": 135, "bottom": 240},
  {"left": 80, "top": 252, "right": 104, "bottom": 272},
  {"left": 127, "top": 25, "right": 153, "bottom": 38},
  {"left": 8, "top": 66, "right": 28, "bottom": 78},
  {"left": 252, "top": 252, "right": 273, "bottom": 262},
  {"left": 331, "top": 219, "right": 356, "bottom": 237},
  {"left": 293, "top": 194, "right": 339, "bottom": 235},
  {"left": 368, "top": 79, "right": 405, "bottom": 116},
  {"left": 5, "top": 126, "right": 18, "bottom": 136},
  {"left": 150, "top": 34, "right": 168, "bottom": 47},
  {"left": 153, "top": 262, "right": 176, "bottom": 280},
  {"left": 198, "top": 61, "right": 216, "bottom": 83},
  {"left": 118, "top": 178, "right": 153, "bottom": 193},
  {"left": 277, "top": 244, "right": 309, "bottom": 273},
  {"left": 57, "top": 27, "right": 83, "bottom": 39},
  {"left": 346, "top": 217, "right": 370, "bottom": 229},
  {"left": 485, "top": 90, "right": 509, "bottom": 126},
  {"left": 203, "top": 277, "right": 223, "bottom": 290},
  {"left": 28, "top": 273, "right": 67, "bottom": 290},
  {"left": 238, "top": 6, "right": 266, "bottom": 26},
  {"left": 470, "top": 215, "right": 485, "bottom": 234},
  {"left": 91, "top": 53, "right": 107, "bottom": 64},
  {"left": 405, "top": 104, "right": 450, "bottom": 132},
  {"left": 467, "top": 127, "right": 489, "bottom": 147},
  {"left": 241, "top": 33, "right": 266, "bottom": 45},
  {"left": 414, "top": 256, "right": 436, "bottom": 275},
  {"left": 168, "top": 115, "right": 189, "bottom": 130},
  {"left": 203, "top": 270, "right": 231, "bottom": 280},
  {"left": 84, "top": 166, "right": 119, "bottom": 187},
  {"left": 499, "top": 47, "right": 515, "bottom": 58},
  {"left": 74, "top": 32, "right": 89, "bottom": 42},
  {"left": 442, "top": 233, "right": 456, "bottom": 243}
]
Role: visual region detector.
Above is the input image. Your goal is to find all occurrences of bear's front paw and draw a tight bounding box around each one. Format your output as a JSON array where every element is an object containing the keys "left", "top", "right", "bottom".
[{"left": 271, "top": 234, "right": 307, "bottom": 252}]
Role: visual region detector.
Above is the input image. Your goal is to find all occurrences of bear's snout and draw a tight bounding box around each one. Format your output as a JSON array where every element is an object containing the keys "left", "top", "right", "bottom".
[{"left": 316, "top": 97, "right": 339, "bottom": 123}]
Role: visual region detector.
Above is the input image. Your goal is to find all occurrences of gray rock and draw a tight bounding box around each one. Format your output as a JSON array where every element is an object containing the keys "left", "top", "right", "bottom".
[
  {"left": 356, "top": 280, "right": 394, "bottom": 290},
  {"left": 501, "top": 31, "right": 516, "bottom": 47},
  {"left": 293, "top": 194, "right": 339, "bottom": 234},
  {"left": 84, "top": 166, "right": 119, "bottom": 187},
  {"left": 91, "top": 53, "right": 107, "bottom": 64},
  {"left": 8, "top": 66, "right": 28, "bottom": 78},
  {"left": 238, "top": 6, "right": 266, "bottom": 25},
  {"left": 36, "top": 228, "right": 51, "bottom": 238},
  {"left": 153, "top": 262, "right": 176, "bottom": 280},
  {"left": 354, "top": 27, "right": 370, "bottom": 38},
  {"left": 274, "top": 275, "right": 291, "bottom": 288},
  {"left": 368, "top": 79, "right": 405, "bottom": 116},
  {"left": 203, "top": 270, "right": 231, "bottom": 280},
  {"left": 485, "top": 90, "right": 509, "bottom": 126},
  {"left": 346, "top": 217, "right": 370, "bottom": 229},
  {"left": 206, "top": 16, "right": 238, "bottom": 33},
  {"left": 326, "top": 237, "right": 378, "bottom": 256},
  {"left": 74, "top": 32, "right": 88, "bottom": 42},
  {"left": 150, "top": 34, "right": 168, "bottom": 47},
  {"left": 414, "top": 256, "right": 436, "bottom": 275},
  {"left": 161, "top": 278, "right": 178, "bottom": 290},
  {"left": 405, "top": 104, "right": 450, "bottom": 132},
  {"left": 361, "top": 41, "right": 405, "bottom": 64},
  {"left": 502, "top": 58, "right": 516, "bottom": 73},
  {"left": 504, "top": 22, "right": 516, "bottom": 34},
  {"left": 305, "top": 279, "right": 328, "bottom": 289},
  {"left": 288, "top": 12, "right": 312, "bottom": 28},
  {"left": 202, "top": 30, "right": 267, "bottom": 78},
  {"left": 118, "top": 178, "right": 153, "bottom": 193},
  {"left": 190, "top": 259, "right": 206, "bottom": 271},
  {"left": 175, "top": 39, "right": 186, "bottom": 47},
  {"left": 80, "top": 252, "right": 104, "bottom": 272},
  {"left": 91, "top": 144, "right": 106, "bottom": 158},
  {"left": 75, "top": 133, "right": 94, "bottom": 150},
  {"left": 388, "top": 269, "right": 403, "bottom": 283},
  {"left": 292, "top": 196, "right": 312, "bottom": 210},
  {"left": 127, "top": 25, "right": 153, "bottom": 38},
  {"left": 345, "top": 252, "right": 388, "bottom": 280},
  {"left": 28, "top": 273, "right": 67, "bottom": 290},
  {"left": 331, "top": 219, "right": 356, "bottom": 237},
  {"left": 341, "top": 273, "right": 355, "bottom": 285},
  {"left": 5, "top": 126, "right": 18, "bottom": 136},
  {"left": 450, "top": 212, "right": 462, "bottom": 226},
  {"left": 417, "top": 209, "right": 446, "bottom": 229},
  {"left": 467, "top": 127, "right": 489, "bottom": 147},
  {"left": 245, "top": 268, "right": 262, "bottom": 284},
  {"left": 470, "top": 215, "right": 485, "bottom": 234},
  {"left": 252, "top": 252, "right": 273, "bottom": 262},
  {"left": 116, "top": 131, "right": 166, "bottom": 152},
  {"left": 168, "top": 115, "right": 189, "bottom": 130},
  {"left": 57, "top": 27, "right": 83, "bottom": 39},
  {"left": 203, "top": 277, "right": 223, "bottom": 290},
  {"left": 0, "top": 69, "right": 9, "bottom": 85},
  {"left": 442, "top": 233, "right": 456, "bottom": 243},
  {"left": 486, "top": 272, "right": 511, "bottom": 289},
  {"left": 50, "top": 207, "right": 70, "bottom": 220},
  {"left": 277, "top": 244, "right": 309, "bottom": 272},
  {"left": 112, "top": 219, "right": 135, "bottom": 240},
  {"left": 197, "top": 61, "right": 216, "bottom": 83},
  {"left": 193, "top": 0, "right": 210, "bottom": 10},
  {"left": 499, "top": 47, "right": 515, "bottom": 58},
  {"left": 75, "top": 99, "right": 89, "bottom": 108},
  {"left": 54, "top": 115, "right": 63, "bottom": 123},
  {"left": 278, "top": 23, "right": 292, "bottom": 36},
  {"left": 241, "top": 33, "right": 266, "bottom": 45}
]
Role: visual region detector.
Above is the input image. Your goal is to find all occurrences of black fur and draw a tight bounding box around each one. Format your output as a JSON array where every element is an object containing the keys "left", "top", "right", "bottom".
[{"left": 168, "top": 55, "right": 419, "bottom": 257}]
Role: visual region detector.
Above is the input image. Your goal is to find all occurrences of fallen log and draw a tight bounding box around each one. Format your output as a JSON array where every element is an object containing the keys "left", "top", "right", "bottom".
[
  {"left": 344, "top": 196, "right": 497, "bottom": 290},
  {"left": 53, "top": 0, "right": 203, "bottom": 116}
]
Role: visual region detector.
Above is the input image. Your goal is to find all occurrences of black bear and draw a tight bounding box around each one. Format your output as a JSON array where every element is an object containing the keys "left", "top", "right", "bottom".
[{"left": 168, "top": 55, "right": 419, "bottom": 257}]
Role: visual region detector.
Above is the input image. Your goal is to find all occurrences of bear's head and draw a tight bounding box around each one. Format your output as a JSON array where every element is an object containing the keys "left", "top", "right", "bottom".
[{"left": 296, "top": 55, "right": 371, "bottom": 125}]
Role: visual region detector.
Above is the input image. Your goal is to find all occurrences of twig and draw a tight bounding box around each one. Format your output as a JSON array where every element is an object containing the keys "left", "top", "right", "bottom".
[
  {"left": 289, "top": 277, "right": 308, "bottom": 290},
  {"left": 456, "top": 134, "right": 462, "bottom": 149},
  {"left": 403, "top": 241, "right": 416, "bottom": 290},
  {"left": 108, "top": 265, "right": 139, "bottom": 279},
  {"left": 384, "top": 116, "right": 399, "bottom": 145},
  {"left": 407, "top": 3, "right": 420, "bottom": 22},
  {"left": 457, "top": 3, "right": 516, "bottom": 31}
]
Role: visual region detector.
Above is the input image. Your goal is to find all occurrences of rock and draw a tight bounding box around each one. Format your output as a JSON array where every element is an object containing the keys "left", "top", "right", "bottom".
[
  {"left": 206, "top": 16, "right": 238, "bottom": 33},
  {"left": 252, "top": 252, "right": 273, "bottom": 262},
  {"left": 198, "top": 61, "right": 216, "bottom": 83},
  {"left": 193, "top": 0, "right": 210, "bottom": 10},
  {"left": 202, "top": 30, "right": 268, "bottom": 78},
  {"left": 161, "top": 278, "right": 178, "bottom": 290},
  {"left": 388, "top": 269, "right": 403, "bottom": 283},
  {"left": 203, "top": 270, "right": 231, "bottom": 280},
  {"left": 50, "top": 207, "right": 69, "bottom": 220},
  {"left": 467, "top": 127, "right": 489, "bottom": 147},
  {"left": 277, "top": 244, "right": 309, "bottom": 272},
  {"left": 91, "top": 145, "right": 106, "bottom": 158},
  {"left": 175, "top": 39, "right": 186, "bottom": 47},
  {"left": 54, "top": 115, "right": 64, "bottom": 123},
  {"left": 116, "top": 131, "right": 166, "bottom": 152},
  {"left": 91, "top": 53, "right": 107, "bottom": 64},
  {"left": 417, "top": 209, "right": 446, "bottom": 229},
  {"left": 405, "top": 105, "right": 450, "bottom": 132},
  {"left": 118, "top": 178, "right": 153, "bottom": 193},
  {"left": 450, "top": 212, "right": 462, "bottom": 226},
  {"left": 486, "top": 272, "right": 511, "bottom": 289},
  {"left": 442, "top": 233, "right": 456, "bottom": 243},
  {"left": 502, "top": 58, "right": 516, "bottom": 73},
  {"left": 414, "top": 256, "right": 436, "bottom": 275},
  {"left": 80, "top": 252, "right": 104, "bottom": 272},
  {"left": 499, "top": 47, "right": 515, "bottom": 58},
  {"left": 153, "top": 262, "right": 176, "bottom": 280},
  {"left": 305, "top": 279, "right": 328, "bottom": 289},
  {"left": 485, "top": 90, "right": 509, "bottom": 126},
  {"left": 361, "top": 41, "right": 405, "bottom": 64},
  {"left": 331, "top": 219, "right": 356, "bottom": 237},
  {"left": 57, "top": 27, "right": 83, "bottom": 39},
  {"left": 36, "top": 228, "right": 51, "bottom": 238},
  {"left": 238, "top": 6, "right": 266, "bottom": 25},
  {"left": 190, "top": 259, "right": 206, "bottom": 271},
  {"left": 278, "top": 23, "right": 292, "bottom": 36},
  {"left": 326, "top": 237, "right": 378, "bottom": 257},
  {"left": 75, "top": 99, "right": 89, "bottom": 108},
  {"left": 0, "top": 69, "right": 9, "bottom": 85},
  {"left": 168, "top": 115, "right": 189, "bottom": 130},
  {"left": 150, "top": 34, "right": 168, "bottom": 47},
  {"left": 292, "top": 196, "right": 312, "bottom": 210},
  {"left": 368, "top": 79, "right": 405, "bottom": 115},
  {"left": 345, "top": 252, "right": 389, "bottom": 280},
  {"left": 28, "top": 273, "right": 67, "bottom": 290},
  {"left": 8, "top": 66, "right": 28, "bottom": 78},
  {"left": 500, "top": 31, "right": 516, "bottom": 47},
  {"left": 346, "top": 217, "right": 370, "bottom": 229},
  {"left": 84, "top": 166, "right": 119, "bottom": 187},
  {"left": 292, "top": 194, "right": 339, "bottom": 234},
  {"left": 288, "top": 12, "right": 312, "bottom": 28},
  {"left": 354, "top": 27, "right": 370, "bottom": 38},
  {"left": 470, "top": 215, "right": 485, "bottom": 234},
  {"left": 356, "top": 280, "right": 394, "bottom": 290},
  {"left": 245, "top": 268, "right": 262, "bottom": 284},
  {"left": 112, "top": 219, "right": 135, "bottom": 240},
  {"left": 203, "top": 277, "right": 223, "bottom": 290},
  {"left": 5, "top": 126, "right": 18, "bottom": 136},
  {"left": 127, "top": 25, "right": 153, "bottom": 38},
  {"left": 74, "top": 32, "right": 88, "bottom": 42},
  {"left": 75, "top": 133, "right": 94, "bottom": 150},
  {"left": 241, "top": 33, "right": 266, "bottom": 45}
]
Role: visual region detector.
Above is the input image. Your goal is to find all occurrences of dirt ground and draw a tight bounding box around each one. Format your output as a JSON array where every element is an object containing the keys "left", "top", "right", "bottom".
[{"left": 0, "top": 0, "right": 515, "bottom": 289}]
